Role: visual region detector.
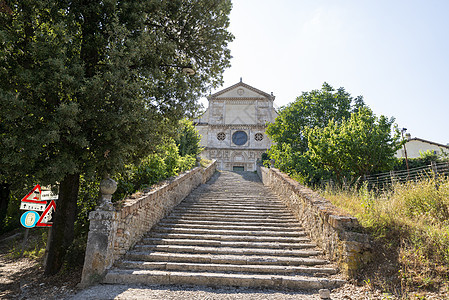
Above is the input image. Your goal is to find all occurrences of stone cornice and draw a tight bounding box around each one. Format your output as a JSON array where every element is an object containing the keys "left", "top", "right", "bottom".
[
  {"left": 214, "top": 97, "right": 266, "bottom": 102},
  {"left": 209, "top": 124, "right": 267, "bottom": 129},
  {"left": 208, "top": 81, "right": 275, "bottom": 101},
  {"left": 204, "top": 147, "right": 267, "bottom": 151}
]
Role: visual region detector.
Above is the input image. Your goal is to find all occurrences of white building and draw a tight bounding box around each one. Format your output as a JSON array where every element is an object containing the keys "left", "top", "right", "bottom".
[
  {"left": 195, "top": 80, "right": 278, "bottom": 171},
  {"left": 396, "top": 137, "right": 449, "bottom": 158}
]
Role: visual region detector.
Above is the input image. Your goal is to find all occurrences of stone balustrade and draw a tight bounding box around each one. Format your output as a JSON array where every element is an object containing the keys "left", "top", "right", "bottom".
[
  {"left": 80, "top": 160, "right": 217, "bottom": 287},
  {"left": 257, "top": 166, "right": 371, "bottom": 277}
]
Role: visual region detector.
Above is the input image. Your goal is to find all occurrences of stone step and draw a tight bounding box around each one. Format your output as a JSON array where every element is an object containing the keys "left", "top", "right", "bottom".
[
  {"left": 147, "top": 232, "right": 311, "bottom": 243},
  {"left": 116, "top": 261, "right": 338, "bottom": 275},
  {"left": 184, "top": 197, "right": 282, "bottom": 202},
  {"left": 126, "top": 251, "right": 329, "bottom": 266},
  {"left": 184, "top": 196, "right": 281, "bottom": 200},
  {"left": 141, "top": 237, "right": 316, "bottom": 249},
  {"left": 164, "top": 215, "right": 298, "bottom": 223},
  {"left": 176, "top": 204, "right": 286, "bottom": 210},
  {"left": 133, "top": 244, "right": 322, "bottom": 257},
  {"left": 186, "top": 193, "right": 280, "bottom": 196},
  {"left": 176, "top": 203, "right": 286, "bottom": 212},
  {"left": 172, "top": 209, "right": 291, "bottom": 216},
  {"left": 168, "top": 211, "right": 294, "bottom": 218},
  {"left": 104, "top": 171, "right": 345, "bottom": 290},
  {"left": 170, "top": 210, "right": 293, "bottom": 218},
  {"left": 182, "top": 197, "right": 284, "bottom": 206},
  {"left": 157, "top": 222, "right": 302, "bottom": 232},
  {"left": 156, "top": 222, "right": 303, "bottom": 232},
  {"left": 152, "top": 226, "right": 307, "bottom": 237},
  {"left": 104, "top": 269, "right": 345, "bottom": 289}
]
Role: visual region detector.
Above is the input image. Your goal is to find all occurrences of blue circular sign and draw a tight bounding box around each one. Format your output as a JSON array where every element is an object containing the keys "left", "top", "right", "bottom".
[{"left": 20, "top": 211, "right": 39, "bottom": 228}]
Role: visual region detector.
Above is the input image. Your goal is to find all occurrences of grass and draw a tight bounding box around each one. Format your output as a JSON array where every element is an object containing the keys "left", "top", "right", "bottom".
[
  {"left": 320, "top": 175, "right": 449, "bottom": 298},
  {"left": 3, "top": 228, "right": 49, "bottom": 260}
]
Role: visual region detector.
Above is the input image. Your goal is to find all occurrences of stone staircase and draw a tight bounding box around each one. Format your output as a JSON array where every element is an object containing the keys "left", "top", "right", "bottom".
[{"left": 104, "top": 171, "right": 345, "bottom": 289}]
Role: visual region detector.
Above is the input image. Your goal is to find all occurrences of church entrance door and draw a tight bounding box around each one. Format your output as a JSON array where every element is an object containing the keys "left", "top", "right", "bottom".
[{"left": 232, "top": 166, "right": 245, "bottom": 172}]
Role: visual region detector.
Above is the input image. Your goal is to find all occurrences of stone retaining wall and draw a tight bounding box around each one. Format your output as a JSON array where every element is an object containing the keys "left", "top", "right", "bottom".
[
  {"left": 80, "top": 160, "right": 217, "bottom": 287},
  {"left": 257, "top": 166, "right": 371, "bottom": 277}
]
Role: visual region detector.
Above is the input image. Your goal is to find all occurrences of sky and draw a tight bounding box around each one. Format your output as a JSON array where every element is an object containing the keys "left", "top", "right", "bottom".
[{"left": 201, "top": 0, "right": 449, "bottom": 145}]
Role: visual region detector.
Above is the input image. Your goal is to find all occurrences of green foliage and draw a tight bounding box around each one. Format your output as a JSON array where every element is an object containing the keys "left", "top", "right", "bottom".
[
  {"left": 393, "top": 150, "right": 446, "bottom": 172},
  {"left": 113, "top": 139, "right": 197, "bottom": 201},
  {"left": 260, "top": 152, "right": 271, "bottom": 167},
  {"left": 267, "top": 82, "right": 360, "bottom": 153},
  {"left": 0, "top": 0, "right": 233, "bottom": 273},
  {"left": 176, "top": 119, "right": 202, "bottom": 157},
  {"left": 178, "top": 155, "right": 197, "bottom": 173},
  {"left": 266, "top": 83, "right": 368, "bottom": 185},
  {"left": 267, "top": 143, "right": 331, "bottom": 185},
  {"left": 0, "top": 0, "right": 233, "bottom": 199},
  {"left": 0, "top": 178, "right": 40, "bottom": 234},
  {"left": 307, "top": 107, "right": 402, "bottom": 184},
  {"left": 74, "top": 174, "right": 100, "bottom": 237}
]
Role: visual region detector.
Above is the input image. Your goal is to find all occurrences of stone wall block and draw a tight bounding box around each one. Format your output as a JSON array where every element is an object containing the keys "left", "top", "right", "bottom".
[
  {"left": 257, "top": 166, "right": 371, "bottom": 278},
  {"left": 79, "top": 210, "right": 119, "bottom": 287},
  {"left": 81, "top": 161, "right": 217, "bottom": 287}
]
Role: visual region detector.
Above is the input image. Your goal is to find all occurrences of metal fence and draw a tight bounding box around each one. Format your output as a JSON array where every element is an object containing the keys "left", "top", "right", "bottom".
[
  {"left": 320, "top": 161, "right": 449, "bottom": 190},
  {"left": 364, "top": 161, "right": 449, "bottom": 190}
]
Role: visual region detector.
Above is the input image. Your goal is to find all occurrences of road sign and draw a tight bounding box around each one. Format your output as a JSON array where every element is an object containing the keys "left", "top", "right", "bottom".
[
  {"left": 20, "top": 211, "right": 40, "bottom": 228},
  {"left": 35, "top": 200, "right": 56, "bottom": 227},
  {"left": 19, "top": 184, "right": 56, "bottom": 228},
  {"left": 21, "top": 184, "right": 42, "bottom": 202},
  {"left": 41, "top": 190, "right": 58, "bottom": 201},
  {"left": 20, "top": 201, "right": 47, "bottom": 211},
  {"left": 20, "top": 184, "right": 47, "bottom": 211}
]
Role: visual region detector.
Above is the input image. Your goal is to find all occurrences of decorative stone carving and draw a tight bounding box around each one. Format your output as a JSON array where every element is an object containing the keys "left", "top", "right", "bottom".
[
  {"left": 194, "top": 81, "right": 278, "bottom": 171},
  {"left": 99, "top": 177, "right": 117, "bottom": 211}
]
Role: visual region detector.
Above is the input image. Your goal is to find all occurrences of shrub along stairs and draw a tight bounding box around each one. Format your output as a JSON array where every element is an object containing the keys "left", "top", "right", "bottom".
[{"left": 104, "top": 171, "right": 345, "bottom": 289}]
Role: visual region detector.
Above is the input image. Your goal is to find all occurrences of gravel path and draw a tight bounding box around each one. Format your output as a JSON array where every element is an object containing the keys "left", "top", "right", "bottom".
[{"left": 68, "top": 283, "right": 387, "bottom": 300}]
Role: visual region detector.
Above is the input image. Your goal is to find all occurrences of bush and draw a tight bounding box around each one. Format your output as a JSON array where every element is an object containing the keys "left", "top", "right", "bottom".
[
  {"left": 113, "top": 139, "right": 197, "bottom": 201},
  {"left": 394, "top": 150, "right": 446, "bottom": 172},
  {"left": 175, "top": 119, "right": 202, "bottom": 157}
]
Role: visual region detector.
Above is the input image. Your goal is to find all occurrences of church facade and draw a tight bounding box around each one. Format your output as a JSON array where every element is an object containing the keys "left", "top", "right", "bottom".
[{"left": 194, "top": 80, "right": 277, "bottom": 171}]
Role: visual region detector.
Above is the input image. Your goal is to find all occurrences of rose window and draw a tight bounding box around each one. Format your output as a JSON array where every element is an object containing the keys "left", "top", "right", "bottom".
[{"left": 217, "top": 132, "right": 226, "bottom": 141}]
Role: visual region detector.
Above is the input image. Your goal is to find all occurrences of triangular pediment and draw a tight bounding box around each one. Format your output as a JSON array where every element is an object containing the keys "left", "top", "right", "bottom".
[{"left": 208, "top": 81, "right": 275, "bottom": 100}]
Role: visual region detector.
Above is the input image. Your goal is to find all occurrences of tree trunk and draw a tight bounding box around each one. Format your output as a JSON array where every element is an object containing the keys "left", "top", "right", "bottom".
[
  {"left": 44, "top": 172, "right": 80, "bottom": 275},
  {"left": 0, "top": 182, "right": 11, "bottom": 231}
]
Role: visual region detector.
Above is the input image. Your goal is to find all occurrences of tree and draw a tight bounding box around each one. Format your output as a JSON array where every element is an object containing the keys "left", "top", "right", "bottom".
[
  {"left": 306, "top": 107, "right": 402, "bottom": 184},
  {"left": 267, "top": 82, "right": 360, "bottom": 153},
  {"left": 175, "top": 119, "right": 202, "bottom": 157},
  {"left": 0, "top": 0, "right": 233, "bottom": 275},
  {"left": 266, "top": 82, "right": 364, "bottom": 184}
]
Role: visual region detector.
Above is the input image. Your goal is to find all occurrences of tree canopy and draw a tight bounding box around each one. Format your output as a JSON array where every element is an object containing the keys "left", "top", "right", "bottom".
[
  {"left": 266, "top": 83, "right": 399, "bottom": 186},
  {"left": 0, "top": 0, "right": 233, "bottom": 274},
  {"left": 306, "top": 107, "right": 402, "bottom": 184},
  {"left": 266, "top": 82, "right": 364, "bottom": 153}
]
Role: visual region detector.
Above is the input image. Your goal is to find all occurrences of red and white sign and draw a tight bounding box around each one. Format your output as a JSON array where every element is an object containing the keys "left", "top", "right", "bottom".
[
  {"left": 21, "top": 184, "right": 42, "bottom": 202},
  {"left": 35, "top": 200, "right": 56, "bottom": 227},
  {"left": 19, "top": 184, "right": 57, "bottom": 228},
  {"left": 20, "top": 184, "right": 46, "bottom": 211}
]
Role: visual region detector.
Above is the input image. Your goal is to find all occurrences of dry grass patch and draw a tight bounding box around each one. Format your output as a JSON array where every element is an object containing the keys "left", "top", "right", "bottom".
[{"left": 320, "top": 176, "right": 449, "bottom": 298}]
